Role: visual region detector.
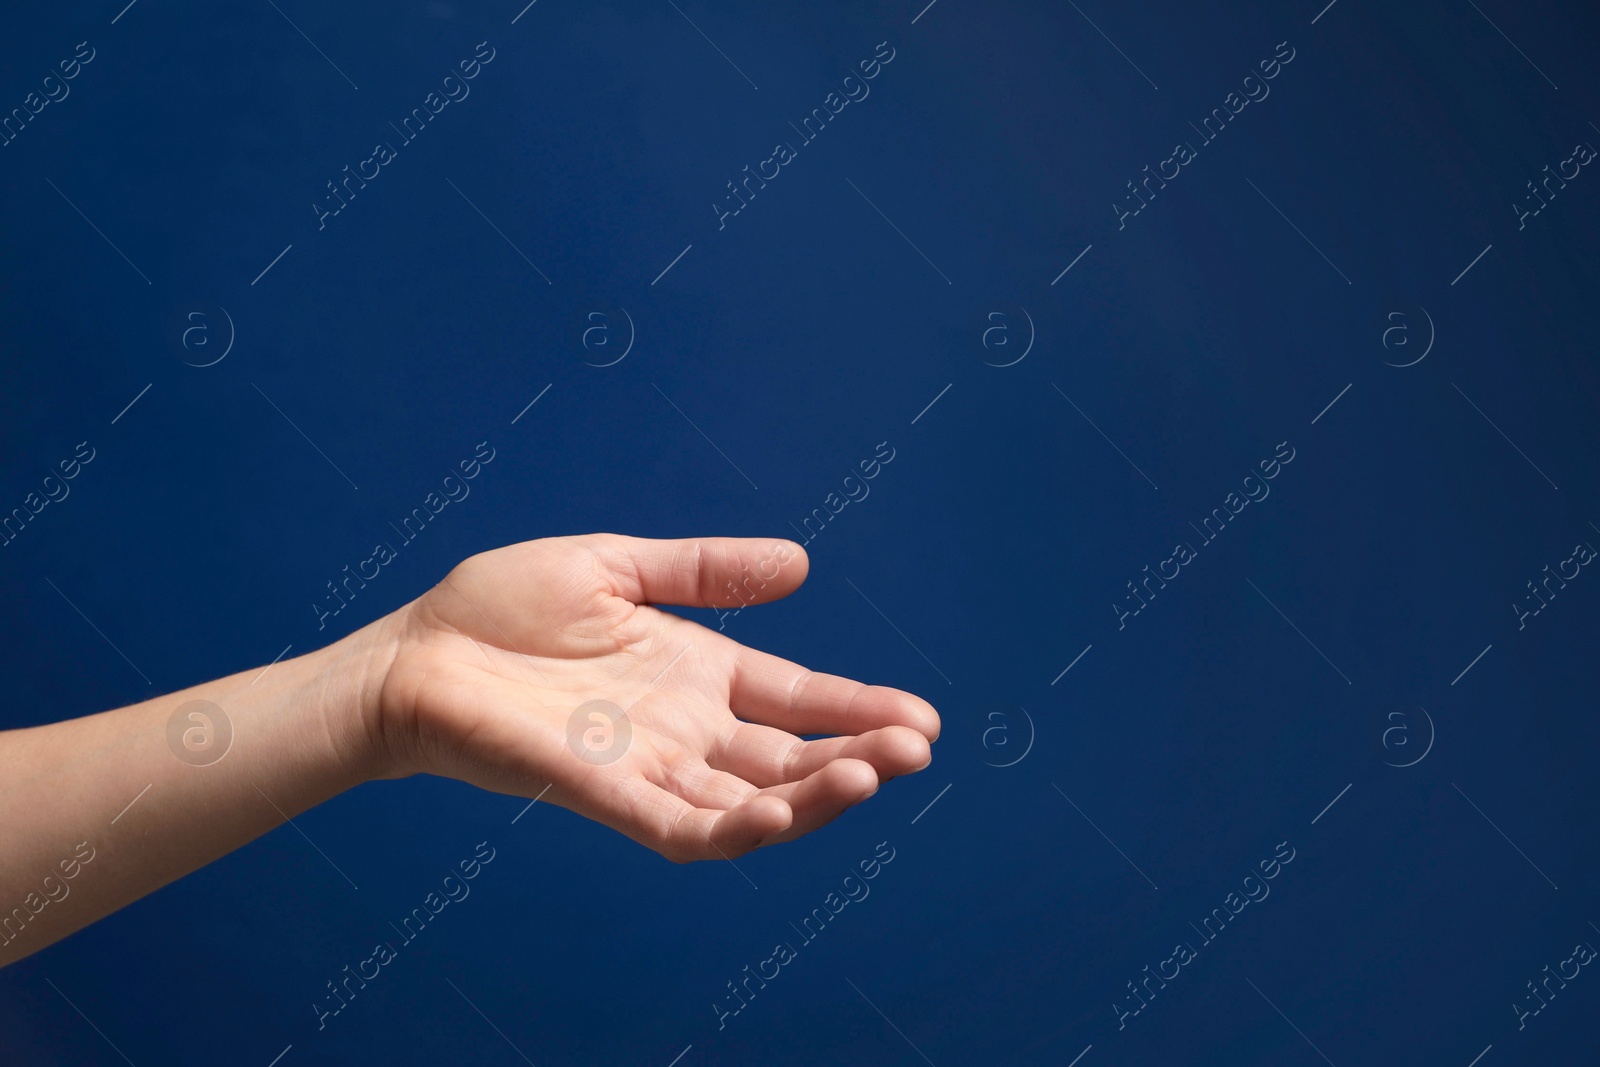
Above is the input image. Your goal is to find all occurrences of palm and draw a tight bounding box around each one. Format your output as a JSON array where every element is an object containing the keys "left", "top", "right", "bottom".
[{"left": 375, "top": 534, "right": 939, "bottom": 861}]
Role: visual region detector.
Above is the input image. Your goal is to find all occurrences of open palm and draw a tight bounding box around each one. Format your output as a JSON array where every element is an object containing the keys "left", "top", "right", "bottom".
[{"left": 372, "top": 534, "right": 940, "bottom": 861}]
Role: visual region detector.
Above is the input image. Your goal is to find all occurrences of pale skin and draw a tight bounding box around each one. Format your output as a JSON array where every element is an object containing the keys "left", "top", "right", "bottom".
[{"left": 0, "top": 534, "right": 939, "bottom": 965}]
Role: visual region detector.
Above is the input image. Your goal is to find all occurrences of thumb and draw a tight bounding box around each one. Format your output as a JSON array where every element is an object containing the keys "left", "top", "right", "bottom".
[{"left": 580, "top": 534, "right": 809, "bottom": 608}]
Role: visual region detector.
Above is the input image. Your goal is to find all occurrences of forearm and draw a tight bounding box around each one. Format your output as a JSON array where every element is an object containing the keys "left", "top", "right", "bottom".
[{"left": 0, "top": 620, "right": 397, "bottom": 965}]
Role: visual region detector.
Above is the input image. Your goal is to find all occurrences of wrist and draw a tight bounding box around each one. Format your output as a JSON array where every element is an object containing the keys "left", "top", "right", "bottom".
[{"left": 299, "top": 610, "right": 407, "bottom": 786}]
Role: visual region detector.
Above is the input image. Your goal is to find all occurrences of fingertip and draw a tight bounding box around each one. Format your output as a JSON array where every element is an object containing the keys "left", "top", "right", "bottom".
[
  {"left": 782, "top": 539, "right": 810, "bottom": 584},
  {"left": 828, "top": 757, "right": 881, "bottom": 801},
  {"left": 744, "top": 793, "right": 793, "bottom": 841},
  {"left": 880, "top": 725, "right": 933, "bottom": 773},
  {"left": 760, "top": 537, "right": 810, "bottom": 597},
  {"left": 863, "top": 686, "right": 941, "bottom": 742},
  {"left": 718, "top": 537, "right": 810, "bottom": 607}
]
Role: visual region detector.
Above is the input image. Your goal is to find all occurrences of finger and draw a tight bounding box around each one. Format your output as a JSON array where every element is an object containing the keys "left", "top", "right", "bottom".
[
  {"left": 580, "top": 533, "right": 808, "bottom": 609},
  {"left": 730, "top": 647, "right": 941, "bottom": 741},
  {"left": 710, "top": 720, "right": 932, "bottom": 787},
  {"left": 664, "top": 789, "right": 793, "bottom": 862},
  {"left": 752, "top": 758, "right": 881, "bottom": 846},
  {"left": 586, "top": 775, "right": 770, "bottom": 862}
]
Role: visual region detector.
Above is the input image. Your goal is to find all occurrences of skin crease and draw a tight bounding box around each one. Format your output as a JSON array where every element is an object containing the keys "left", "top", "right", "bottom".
[{"left": 0, "top": 534, "right": 940, "bottom": 965}]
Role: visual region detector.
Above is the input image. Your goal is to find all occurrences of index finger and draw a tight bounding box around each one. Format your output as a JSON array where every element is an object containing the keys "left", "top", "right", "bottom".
[{"left": 729, "top": 646, "right": 941, "bottom": 741}]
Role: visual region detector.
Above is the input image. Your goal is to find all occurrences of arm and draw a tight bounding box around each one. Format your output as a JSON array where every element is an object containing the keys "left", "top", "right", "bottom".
[{"left": 0, "top": 534, "right": 940, "bottom": 965}]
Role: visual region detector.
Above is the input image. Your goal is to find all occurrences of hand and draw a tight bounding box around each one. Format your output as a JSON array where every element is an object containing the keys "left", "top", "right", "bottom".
[{"left": 367, "top": 534, "right": 940, "bottom": 862}]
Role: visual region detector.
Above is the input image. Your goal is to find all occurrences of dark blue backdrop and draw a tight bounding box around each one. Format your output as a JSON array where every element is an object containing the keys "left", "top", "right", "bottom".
[{"left": 3, "top": 1, "right": 1599, "bottom": 1063}]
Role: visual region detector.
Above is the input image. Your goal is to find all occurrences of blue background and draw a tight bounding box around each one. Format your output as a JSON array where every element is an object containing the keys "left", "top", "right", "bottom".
[{"left": 2, "top": 0, "right": 1598, "bottom": 1063}]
